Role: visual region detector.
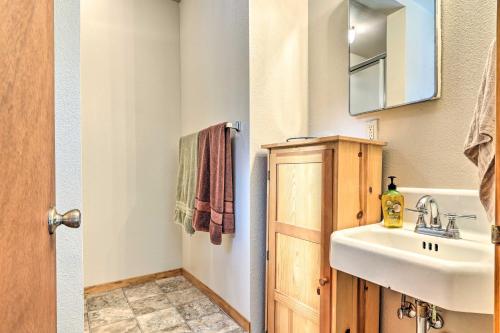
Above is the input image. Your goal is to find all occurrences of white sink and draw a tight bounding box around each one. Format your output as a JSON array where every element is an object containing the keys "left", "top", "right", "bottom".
[{"left": 330, "top": 222, "right": 494, "bottom": 314}]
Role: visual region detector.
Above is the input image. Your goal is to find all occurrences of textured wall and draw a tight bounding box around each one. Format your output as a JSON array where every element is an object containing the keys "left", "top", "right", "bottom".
[
  {"left": 309, "top": 0, "right": 495, "bottom": 189},
  {"left": 249, "top": 0, "right": 310, "bottom": 330},
  {"left": 179, "top": 0, "right": 251, "bottom": 320},
  {"left": 308, "top": 0, "right": 496, "bottom": 331},
  {"left": 82, "top": 0, "right": 182, "bottom": 286},
  {"left": 54, "top": 0, "right": 84, "bottom": 332}
]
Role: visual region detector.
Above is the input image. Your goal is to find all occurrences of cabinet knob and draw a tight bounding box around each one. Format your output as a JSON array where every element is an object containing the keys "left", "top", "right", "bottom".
[{"left": 319, "top": 277, "right": 329, "bottom": 286}]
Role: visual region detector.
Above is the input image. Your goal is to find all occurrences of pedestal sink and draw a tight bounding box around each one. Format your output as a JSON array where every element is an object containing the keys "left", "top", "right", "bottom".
[{"left": 330, "top": 222, "right": 494, "bottom": 314}]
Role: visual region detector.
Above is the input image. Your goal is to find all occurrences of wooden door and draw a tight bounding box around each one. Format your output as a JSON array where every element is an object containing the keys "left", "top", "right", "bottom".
[
  {"left": 0, "top": 1, "right": 56, "bottom": 332},
  {"left": 267, "top": 150, "right": 333, "bottom": 333}
]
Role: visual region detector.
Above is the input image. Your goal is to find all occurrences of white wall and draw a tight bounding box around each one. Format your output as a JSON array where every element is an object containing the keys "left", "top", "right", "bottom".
[
  {"left": 55, "top": 0, "right": 83, "bottom": 331},
  {"left": 82, "top": 0, "right": 182, "bottom": 286},
  {"left": 249, "top": 0, "right": 310, "bottom": 330},
  {"left": 309, "top": 0, "right": 367, "bottom": 138},
  {"left": 179, "top": 0, "right": 251, "bottom": 321},
  {"left": 308, "top": 0, "right": 496, "bottom": 331}
]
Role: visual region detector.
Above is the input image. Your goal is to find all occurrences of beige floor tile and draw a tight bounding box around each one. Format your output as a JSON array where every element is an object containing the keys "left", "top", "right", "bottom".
[
  {"left": 83, "top": 275, "right": 244, "bottom": 333},
  {"left": 137, "top": 307, "right": 186, "bottom": 333},
  {"left": 91, "top": 318, "right": 141, "bottom": 333},
  {"left": 156, "top": 276, "right": 193, "bottom": 293},
  {"left": 88, "top": 306, "right": 135, "bottom": 328},
  {"left": 176, "top": 297, "right": 219, "bottom": 321},
  {"left": 129, "top": 293, "right": 173, "bottom": 316},
  {"left": 151, "top": 323, "right": 192, "bottom": 332},
  {"left": 86, "top": 288, "right": 128, "bottom": 312},
  {"left": 124, "top": 282, "right": 164, "bottom": 302},
  {"left": 166, "top": 287, "right": 205, "bottom": 306},
  {"left": 187, "top": 312, "right": 241, "bottom": 333}
]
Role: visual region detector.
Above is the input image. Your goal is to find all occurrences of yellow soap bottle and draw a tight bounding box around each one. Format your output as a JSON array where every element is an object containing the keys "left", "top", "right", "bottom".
[{"left": 382, "top": 176, "right": 404, "bottom": 228}]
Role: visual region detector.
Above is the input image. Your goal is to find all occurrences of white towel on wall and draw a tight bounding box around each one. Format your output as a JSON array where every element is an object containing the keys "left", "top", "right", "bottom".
[{"left": 464, "top": 40, "right": 496, "bottom": 222}]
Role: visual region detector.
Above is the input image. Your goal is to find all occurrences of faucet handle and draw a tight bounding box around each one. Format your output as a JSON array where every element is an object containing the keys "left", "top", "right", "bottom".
[
  {"left": 405, "top": 207, "right": 428, "bottom": 214},
  {"left": 406, "top": 207, "right": 428, "bottom": 229},
  {"left": 444, "top": 213, "right": 477, "bottom": 221},
  {"left": 443, "top": 213, "right": 477, "bottom": 239}
]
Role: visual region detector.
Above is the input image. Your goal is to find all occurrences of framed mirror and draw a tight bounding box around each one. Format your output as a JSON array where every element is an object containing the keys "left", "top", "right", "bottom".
[{"left": 349, "top": 0, "right": 441, "bottom": 115}]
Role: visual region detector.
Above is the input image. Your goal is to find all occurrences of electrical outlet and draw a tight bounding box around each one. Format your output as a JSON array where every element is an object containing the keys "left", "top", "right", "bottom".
[{"left": 366, "top": 119, "right": 379, "bottom": 140}]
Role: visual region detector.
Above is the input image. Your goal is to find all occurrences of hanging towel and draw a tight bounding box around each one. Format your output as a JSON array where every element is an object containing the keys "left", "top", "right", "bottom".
[
  {"left": 464, "top": 40, "right": 496, "bottom": 222},
  {"left": 193, "top": 123, "right": 235, "bottom": 245},
  {"left": 174, "top": 133, "right": 199, "bottom": 234}
]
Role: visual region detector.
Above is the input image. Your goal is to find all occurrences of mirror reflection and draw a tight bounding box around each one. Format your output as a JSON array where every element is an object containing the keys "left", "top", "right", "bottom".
[{"left": 349, "top": 0, "right": 440, "bottom": 115}]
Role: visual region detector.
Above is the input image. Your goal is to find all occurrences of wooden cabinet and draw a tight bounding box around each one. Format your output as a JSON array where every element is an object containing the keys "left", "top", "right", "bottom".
[{"left": 263, "top": 136, "right": 385, "bottom": 333}]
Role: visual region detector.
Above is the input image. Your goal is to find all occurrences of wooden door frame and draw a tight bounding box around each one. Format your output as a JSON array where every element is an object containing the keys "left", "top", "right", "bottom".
[{"left": 496, "top": 3, "right": 500, "bottom": 332}]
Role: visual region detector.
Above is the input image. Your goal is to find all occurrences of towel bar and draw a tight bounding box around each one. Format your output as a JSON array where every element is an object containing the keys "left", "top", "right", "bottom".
[{"left": 226, "top": 121, "right": 241, "bottom": 132}]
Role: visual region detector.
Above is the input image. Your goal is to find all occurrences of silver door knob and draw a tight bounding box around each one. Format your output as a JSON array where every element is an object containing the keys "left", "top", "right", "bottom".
[{"left": 48, "top": 207, "right": 81, "bottom": 234}]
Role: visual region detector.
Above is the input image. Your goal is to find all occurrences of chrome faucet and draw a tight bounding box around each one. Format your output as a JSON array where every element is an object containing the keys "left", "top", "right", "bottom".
[
  {"left": 420, "top": 195, "right": 442, "bottom": 229},
  {"left": 407, "top": 195, "right": 476, "bottom": 239}
]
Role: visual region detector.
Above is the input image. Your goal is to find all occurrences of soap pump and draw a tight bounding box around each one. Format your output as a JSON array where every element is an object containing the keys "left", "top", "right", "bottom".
[{"left": 382, "top": 176, "right": 404, "bottom": 228}]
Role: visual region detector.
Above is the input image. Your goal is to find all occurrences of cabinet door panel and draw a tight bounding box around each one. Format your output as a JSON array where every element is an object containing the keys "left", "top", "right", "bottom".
[
  {"left": 293, "top": 311, "right": 319, "bottom": 333},
  {"left": 275, "top": 233, "right": 320, "bottom": 309},
  {"left": 267, "top": 150, "right": 333, "bottom": 333},
  {"left": 277, "top": 163, "right": 322, "bottom": 231},
  {"left": 275, "top": 302, "right": 290, "bottom": 333}
]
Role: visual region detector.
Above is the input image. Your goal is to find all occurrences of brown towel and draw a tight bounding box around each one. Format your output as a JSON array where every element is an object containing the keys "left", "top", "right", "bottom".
[
  {"left": 192, "top": 123, "right": 234, "bottom": 245},
  {"left": 464, "top": 40, "right": 496, "bottom": 222}
]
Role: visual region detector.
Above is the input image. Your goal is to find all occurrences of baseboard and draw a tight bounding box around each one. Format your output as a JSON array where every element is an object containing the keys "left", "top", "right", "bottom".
[
  {"left": 181, "top": 268, "right": 251, "bottom": 332},
  {"left": 84, "top": 268, "right": 183, "bottom": 295},
  {"left": 84, "top": 268, "right": 251, "bottom": 332}
]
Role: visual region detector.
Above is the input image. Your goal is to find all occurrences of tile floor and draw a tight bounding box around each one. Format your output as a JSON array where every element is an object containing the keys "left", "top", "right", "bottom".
[{"left": 84, "top": 275, "right": 245, "bottom": 333}]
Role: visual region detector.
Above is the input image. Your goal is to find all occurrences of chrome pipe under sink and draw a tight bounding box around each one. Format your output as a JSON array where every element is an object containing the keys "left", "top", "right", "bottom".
[
  {"left": 415, "top": 300, "right": 444, "bottom": 333},
  {"left": 416, "top": 301, "right": 430, "bottom": 333}
]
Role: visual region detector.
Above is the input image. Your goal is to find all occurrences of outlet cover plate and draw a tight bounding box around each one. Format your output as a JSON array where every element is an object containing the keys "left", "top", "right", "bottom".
[{"left": 366, "top": 119, "right": 379, "bottom": 140}]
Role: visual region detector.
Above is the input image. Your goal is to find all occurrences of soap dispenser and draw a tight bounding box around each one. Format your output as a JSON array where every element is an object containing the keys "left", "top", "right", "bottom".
[{"left": 382, "top": 176, "right": 404, "bottom": 228}]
